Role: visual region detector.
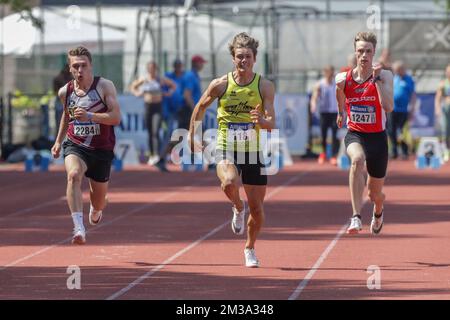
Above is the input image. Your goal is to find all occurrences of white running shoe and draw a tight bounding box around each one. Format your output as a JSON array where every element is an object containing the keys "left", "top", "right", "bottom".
[
  {"left": 347, "top": 216, "right": 362, "bottom": 234},
  {"left": 89, "top": 210, "right": 103, "bottom": 226},
  {"left": 370, "top": 211, "right": 384, "bottom": 235},
  {"left": 72, "top": 227, "right": 86, "bottom": 245},
  {"left": 231, "top": 202, "right": 246, "bottom": 235},
  {"left": 244, "top": 248, "right": 260, "bottom": 268}
]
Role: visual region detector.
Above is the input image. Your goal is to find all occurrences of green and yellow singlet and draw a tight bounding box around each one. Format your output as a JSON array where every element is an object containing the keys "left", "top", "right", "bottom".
[{"left": 216, "top": 72, "right": 264, "bottom": 152}]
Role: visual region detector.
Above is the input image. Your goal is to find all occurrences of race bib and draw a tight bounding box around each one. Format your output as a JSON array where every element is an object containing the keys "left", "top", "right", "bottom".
[
  {"left": 74, "top": 123, "right": 100, "bottom": 136},
  {"left": 227, "top": 122, "right": 256, "bottom": 142},
  {"left": 350, "top": 105, "right": 376, "bottom": 124}
]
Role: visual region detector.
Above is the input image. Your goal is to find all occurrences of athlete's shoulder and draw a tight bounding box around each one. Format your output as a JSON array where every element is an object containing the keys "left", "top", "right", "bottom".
[
  {"left": 207, "top": 74, "right": 228, "bottom": 98},
  {"left": 58, "top": 82, "right": 70, "bottom": 100},
  {"left": 98, "top": 77, "right": 117, "bottom": 92},
  {"left": 259, "top": 76, "right": 275, "bottom": 94},
  {"left": 335, "top": 72, "right": 347, "bottom": 88},
  {"left": 98, "top": 77, "right": 114, "bottom": 86}
]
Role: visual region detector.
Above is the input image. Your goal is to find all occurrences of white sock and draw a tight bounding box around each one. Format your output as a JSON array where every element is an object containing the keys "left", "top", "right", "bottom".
[{"left": 71, "top": 212, "right": 84, "bottom": 231}]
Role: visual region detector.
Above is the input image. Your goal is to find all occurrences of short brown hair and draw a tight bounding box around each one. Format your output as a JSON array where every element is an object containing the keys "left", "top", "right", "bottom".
[
  {"left": 68, "top": 46, "right": 92, "bottom": 64},
  {"left": 228, "top": 32, "right": 259, "bottom": 57},
  {"left": 354, "top": 32, "right": 377, "bottom": 50}
]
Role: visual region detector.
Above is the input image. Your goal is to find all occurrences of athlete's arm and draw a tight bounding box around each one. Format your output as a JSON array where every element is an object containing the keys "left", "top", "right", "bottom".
[
  {"left": 51, "top": 85, "right": 70, "bottom": 159},
  {"left": 74, "top": 79, "right": 121, "bottom": 126},
  {"left": 251, "top": 78, "right": 276, "bottom": 130},
  {"left": 130, "top": 77, "right": 145, "bottom": 97},
  {"left": 374, "top": 69, "right": 393, "bottom": 113},
  {"left": 188, "top": 76, "right": 226, "bottom": 151},
  {"left": 434, "top": 81, "right": 444, "bottom": 118},
  {"left": 335, "top": 72, "right": 347, "bottom": 128}
]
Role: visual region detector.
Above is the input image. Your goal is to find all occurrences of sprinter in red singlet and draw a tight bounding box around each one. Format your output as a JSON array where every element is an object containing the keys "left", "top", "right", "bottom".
[
  {"left": 335, "top": 32, "right": 393, "bottom": 235},
  {"left": 51, "top": 46, "right": 122, "bottom": 244}
]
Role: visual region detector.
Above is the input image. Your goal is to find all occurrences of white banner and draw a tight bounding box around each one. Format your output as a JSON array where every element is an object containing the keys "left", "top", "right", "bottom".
[{"left": 115, "top": 94, "right": 148, "bottom": 154}]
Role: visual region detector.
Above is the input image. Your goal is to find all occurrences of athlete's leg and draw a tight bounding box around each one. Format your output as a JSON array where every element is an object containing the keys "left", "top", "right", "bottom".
[
  {"left": 216, "top": 160, "right": 244, "bottom": 211},
  {"left": 89, "top": 179, "right": 109, "bottom": 212},
  {"left": 243, "top": 184, "right": 266, "bottom": 249},
  {"left": 347, "top": 142, "right": 366, "bottom": 216},
  {"left": 65, "top": 154, "right": 87, "bottom": 213},
  {"left": 367, "top": 176, "right": 385, "bottom": 215}
]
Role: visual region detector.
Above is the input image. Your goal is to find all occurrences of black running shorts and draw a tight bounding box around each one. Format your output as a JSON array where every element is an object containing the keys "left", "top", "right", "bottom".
[
  {"left": 216, "top": 150, "right": 268, "bottom": 186},
  {"left": 63, "top": 139, "right": 114, "bottom": 183},
  {"left": 344, "top": 130, "right": 388, "bottom": 178}
]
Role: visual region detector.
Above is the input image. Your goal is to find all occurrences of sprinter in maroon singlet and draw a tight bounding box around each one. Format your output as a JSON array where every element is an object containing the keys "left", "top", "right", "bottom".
[
  {"left": 51, "top": 46, "right": 121, "bottom": 244},
  {"left": 335, "top": 32, "right": 393, "bottom": 236}
]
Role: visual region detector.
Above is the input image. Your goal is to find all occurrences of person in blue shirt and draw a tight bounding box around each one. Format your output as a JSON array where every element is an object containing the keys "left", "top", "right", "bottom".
[
  {"left": 388, "top": 60, "right": 416, "bottom": 159},
  {"left": 159, "top": 59, "right": 186, "bottom": 166},
  {"left": 179, "top": 55, "right": 206, "bottom": 129}
]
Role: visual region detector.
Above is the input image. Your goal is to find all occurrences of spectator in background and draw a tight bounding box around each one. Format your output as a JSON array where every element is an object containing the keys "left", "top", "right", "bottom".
[
  {"left": 179, "top": 55, "right": 207, "bottom": 130},
  {"left": 340, "top": 53, "right": 357, "bottom": 73},
  {"left": 388, "top": 60, "right": 416, "bottom": 159},
  {"left": 311, "top": 65, "right": 339, "bottom": 165},
  {"left": 435, "top": 63, "right": 450, "bottom": 159},
  {"left": 130, "top": 61, "right": 176, "bottom": 171},
  {"left": 53, "top": 64, "right": 72, "bottom": 135},
  {"left": 160, "top": 59, "right": 186, "bottom": 163}
]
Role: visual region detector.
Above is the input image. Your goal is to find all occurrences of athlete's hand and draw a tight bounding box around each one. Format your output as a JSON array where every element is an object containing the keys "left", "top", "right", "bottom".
[
  {"left": 74, "top": 107, "right": 89, "bottom": 122},
  {"left": 51, "top": 142, "right": 61, "bottom": 159},
  {"left": 336, "top": 113, "right": 343, "bottom": 128},
  {"left": 251, "top": 104, "right": 270, "bottom": 125}
]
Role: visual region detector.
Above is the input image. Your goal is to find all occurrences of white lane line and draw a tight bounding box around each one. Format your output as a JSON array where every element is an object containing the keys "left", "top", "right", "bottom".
[
  {"left": 288, "top": 198, "right": 369, "bottom": 300},
  {"left": 107, "top": 168, "right": 314, "bottom": 300}
]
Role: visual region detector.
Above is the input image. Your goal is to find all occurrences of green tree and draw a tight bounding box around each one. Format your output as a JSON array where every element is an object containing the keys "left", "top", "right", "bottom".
[{"left": 0, "top": 0, "right": 43, "bottom": 29}]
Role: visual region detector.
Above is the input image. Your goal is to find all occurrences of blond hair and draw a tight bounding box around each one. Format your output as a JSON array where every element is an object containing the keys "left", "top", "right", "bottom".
[
  {"left": 354, "top": 32, "right": 377, "bottom": 50},
  {"left": 67, "top": 46, "right": 92, "bottom": 64},
  {"left": 228, "top": 32, "right": 259, "bottom": 57}
]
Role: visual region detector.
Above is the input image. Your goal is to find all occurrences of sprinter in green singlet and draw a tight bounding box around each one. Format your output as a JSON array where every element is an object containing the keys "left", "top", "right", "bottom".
[{"left": 188, "top": 32, "right": 276, "bottom": 268}]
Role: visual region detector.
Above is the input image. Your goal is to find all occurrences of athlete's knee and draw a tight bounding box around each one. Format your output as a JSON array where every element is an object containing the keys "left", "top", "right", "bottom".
[
  {"left": 247, "top": 203, "right": 264, "bottom": 225},
  {"left": 67, "top": 169, "right": 83, "bottom": 184},
  {"left": 221, "top": 177, "right": 238, "bottom": 191},
  {"left": 350, "top": 155, "right": 365, "bottom": 170}
]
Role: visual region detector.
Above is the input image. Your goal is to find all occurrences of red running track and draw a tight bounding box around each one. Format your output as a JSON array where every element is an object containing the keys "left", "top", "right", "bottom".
[{"left": 0, "top": 159, "right": 449, "bottom": 300}]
